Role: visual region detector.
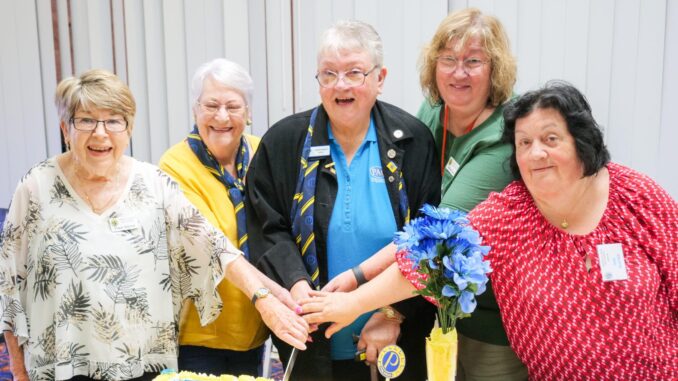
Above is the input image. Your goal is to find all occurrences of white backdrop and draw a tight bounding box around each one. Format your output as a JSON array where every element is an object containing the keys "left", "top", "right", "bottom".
[{"left": 1, "top": 0, "right": 676, "bottom": 208}]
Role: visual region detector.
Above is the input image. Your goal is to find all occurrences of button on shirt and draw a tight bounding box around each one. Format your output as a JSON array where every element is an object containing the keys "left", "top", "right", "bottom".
[{"left": 327, "top": 119, "right": 398, "bottom": 360}]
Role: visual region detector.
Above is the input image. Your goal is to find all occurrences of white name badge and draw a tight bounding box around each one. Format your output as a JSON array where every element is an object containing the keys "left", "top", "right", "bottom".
[
  {"left": 309, "top": 145, "right": 330, "bottom": 158},
  {"left": 596, "top": 243, "right": 628, "bottom": 281},
  {"left": 445, "top": 157, "right": 460, "bottom": 177},
  {"left": 109, "top": 215, "right": 139, "bottom": 232}
]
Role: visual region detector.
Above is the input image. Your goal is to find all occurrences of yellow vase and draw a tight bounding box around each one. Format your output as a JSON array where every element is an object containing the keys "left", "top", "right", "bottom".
[{"left": 426, "top": 327, "right": 458, "bottom": 381}]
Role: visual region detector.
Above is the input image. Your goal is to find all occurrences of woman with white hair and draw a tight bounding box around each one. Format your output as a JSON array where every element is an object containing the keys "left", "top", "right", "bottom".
[
  {"left": 159, "top": 59, "right": 269, "bottom": 376},
  {"left": 245, "top": 20, "right": 440, "bottom": 380}
]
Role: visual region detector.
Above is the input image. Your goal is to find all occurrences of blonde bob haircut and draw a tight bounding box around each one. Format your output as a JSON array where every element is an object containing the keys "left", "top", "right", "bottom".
[
  {"left": 419, "top": 8, "right": 516, "bottom": 107},
  {"left": 55, "top": 69, "right": 137, "bottom": 133}
]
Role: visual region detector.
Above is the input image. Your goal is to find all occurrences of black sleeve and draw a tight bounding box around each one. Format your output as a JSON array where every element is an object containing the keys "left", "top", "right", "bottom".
[
  {"left": 245, "top": 122, "right": 312, "bottom": 290},
  {"left": 392, "top": 118, "right": 441, "bottom": 321}
]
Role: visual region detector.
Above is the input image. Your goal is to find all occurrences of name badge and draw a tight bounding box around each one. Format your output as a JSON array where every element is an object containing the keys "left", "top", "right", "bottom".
[
  {"left": 445, "top": 157, "right": 460, "bottom": 177},
  {"left": 309, "top": 145, "right": 330, "bottom": 158},
  {"left": 109, "top": 215, "right": 139, "bottom": 232},
  {"left": 596, "top": 243, "right": 628, "bottom": 281}
]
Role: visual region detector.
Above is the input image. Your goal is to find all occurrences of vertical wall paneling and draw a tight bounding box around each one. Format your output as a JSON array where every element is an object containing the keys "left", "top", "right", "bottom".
[
  {"left": 111, "top": 0, "right": 128, "bottom": 83},
  {"left": 223, "top": 0, "right": 251, "bottom": 69},
  {"left": 123, "top": 0, "right": 151, "bottom": 163},
  {"left": 658, "top": 0, "right": 678, "bottom": 197},
  {"left": 247, "top": 0, "right": 270, "bottom": 136},
  {"left": 490, "top": 1, "right": 518, "bottom": 54},
  {"left": 584, "top": 0, "right": 614, "bottom": 136},
  {"left": 515, "top": 0, "right": 542, "bottom": 91},
  {"left": 142, "top": 0, "right": 169, "bottom": 163},
  {"left": 0, "top": 0, "right": 48, "bottom": 207},
  {"left": 607, "top": 1, "right": 641, "bottom": 168},
  {"left": 36, "top": 0, "right": 61, "bottom": 158},
  {"left": 55, "top": 0, "right": 74, "bottom": 78},
  {"left": 562, "top": 0, "right": 589, "bottom": 89},
  {"left": 539, "top": 2, "right": 566, "bottom": 83},
  {"left": 163, "top": 0, "right": 190, "bottom": 147},
  {"left": 0, "top": 1, "right": 677, "bottom": 200},
  {"left": 265, "top": 0, "right": 293, "bottom": 125},
  {"left": 629, "top": 1, "right": 666, "bottom": 178},
  {"left": 70, "top": 0, "right": 114, "bottom": 73}
]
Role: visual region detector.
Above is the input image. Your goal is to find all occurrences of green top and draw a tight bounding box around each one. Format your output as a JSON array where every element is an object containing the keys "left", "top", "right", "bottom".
[{"left": 417, "top": 100, "right": 515, "bottom": 345}]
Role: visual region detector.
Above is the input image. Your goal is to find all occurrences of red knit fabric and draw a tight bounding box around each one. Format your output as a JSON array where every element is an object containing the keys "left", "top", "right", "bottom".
[{"left": 397, "top": 163, "right": 678, "bottom": 380}]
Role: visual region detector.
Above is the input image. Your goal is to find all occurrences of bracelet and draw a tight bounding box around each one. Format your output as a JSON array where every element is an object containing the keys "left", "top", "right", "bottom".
[{"left": 352, "top": 265, "right": 368, "bottom": 287}]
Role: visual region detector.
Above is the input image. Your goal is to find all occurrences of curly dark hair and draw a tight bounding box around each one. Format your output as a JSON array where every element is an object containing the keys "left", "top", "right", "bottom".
[{"left": 502, "top": 81, "right": 610, "bottom": 179}]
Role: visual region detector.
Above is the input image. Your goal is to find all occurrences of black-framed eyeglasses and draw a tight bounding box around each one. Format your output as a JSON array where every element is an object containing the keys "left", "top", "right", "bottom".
[
  {"left": 315, "top": 65, "right": 379, "bottom": 88},
  {"left": 70, "top": 117, "right": 128, "bottom": 133}
]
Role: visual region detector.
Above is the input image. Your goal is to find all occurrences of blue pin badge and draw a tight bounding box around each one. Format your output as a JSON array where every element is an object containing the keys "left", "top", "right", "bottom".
[{"left": 377, "top": 344, "right": 406, "bottom": 379}]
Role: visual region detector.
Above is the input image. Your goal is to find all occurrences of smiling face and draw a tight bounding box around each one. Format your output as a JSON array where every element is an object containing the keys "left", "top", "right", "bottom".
[
  {"left": 61, "top": 107, "right": 130, "bottom": 177},
  {"left": 193, "top": 76, "right": 249, "bottom": 166},
  {"left": 317, "top": 49, "right": 386, "bottom": 129},
  {"left": 436, "top": 36, "right": 491, "bottom": 114},
  {"left": 514, "top": 107, "right": 583, "bottom": 197}
]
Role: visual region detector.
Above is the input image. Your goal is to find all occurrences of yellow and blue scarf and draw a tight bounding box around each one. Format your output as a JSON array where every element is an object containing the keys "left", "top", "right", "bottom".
[{"left": 187, "top": 125, "right": 250, "bottom": 258}]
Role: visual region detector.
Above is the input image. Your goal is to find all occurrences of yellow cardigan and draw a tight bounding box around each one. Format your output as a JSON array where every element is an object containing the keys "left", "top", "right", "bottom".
[{"left": 159, "top": 135, "right": 268, "bottom": 350}]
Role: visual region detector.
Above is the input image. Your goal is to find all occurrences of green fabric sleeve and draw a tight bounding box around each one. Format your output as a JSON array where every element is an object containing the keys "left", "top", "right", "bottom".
[{"left": 440, "top": 143, "right": 514, "bottom": 213}]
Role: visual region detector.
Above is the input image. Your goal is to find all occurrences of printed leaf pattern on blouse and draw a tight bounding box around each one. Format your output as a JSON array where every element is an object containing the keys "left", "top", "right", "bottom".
[{"left": 0, "top": 158, "right": 236, "bottom": 380}]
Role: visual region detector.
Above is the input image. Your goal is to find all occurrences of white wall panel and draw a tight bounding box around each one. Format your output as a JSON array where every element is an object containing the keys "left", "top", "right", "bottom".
[
  {"left": 0, "top": 0, "right": 49, "bottom": 207},
  {"left": 265, "top": 0, "right": 294, "bottom": 125},
  {"left": 36, "top": 0, "right": 61, "bottom": 158},
  {"left": 248, "top": 0, "right": 270, "bottom": 136},
  {"left": 630, "top": 1, "right": 665, "bottom": 178},
  {"left": 124, "top": 0, "right": 152, "bottom": 163},
  {"left": 162, "top": 0, "right": 190, "bottom": 146},
  {"left": 1, "top": 0, "right": 677, "bottom": 205}
]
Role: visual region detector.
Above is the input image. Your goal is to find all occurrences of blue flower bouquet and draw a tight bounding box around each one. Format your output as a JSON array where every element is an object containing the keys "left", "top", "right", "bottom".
[{"left": 394, "top": 204, "right": 491, "bottom": 381}]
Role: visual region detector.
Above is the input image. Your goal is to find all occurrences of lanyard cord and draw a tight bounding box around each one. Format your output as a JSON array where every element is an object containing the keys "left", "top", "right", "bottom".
[{"left": 440, "top": 105, "right": 485, "bottom": 176}]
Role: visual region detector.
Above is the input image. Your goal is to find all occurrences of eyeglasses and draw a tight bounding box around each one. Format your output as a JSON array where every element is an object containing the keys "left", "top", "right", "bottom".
[
  {"left": 436, "top": 56, "right": 488, "bottom": 74},
  {"left": 197, "top": 102, "right": 247, "bottom": 116},
  {"left": 70, "top": 117, "right": 128, "bottom": 133},
  {"left": 315, "top": 65, "right": 379, "bottom": 88}
]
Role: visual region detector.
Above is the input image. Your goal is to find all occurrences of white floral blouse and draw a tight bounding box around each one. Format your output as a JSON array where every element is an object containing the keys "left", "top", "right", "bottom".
[{"left": 0, "top": 157, "right": 241, "bottom": 380}]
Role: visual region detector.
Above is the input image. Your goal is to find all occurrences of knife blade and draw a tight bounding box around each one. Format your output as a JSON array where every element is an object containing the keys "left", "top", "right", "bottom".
[{"left": 282, "top": 347, "right": 298, "bottom": 381}]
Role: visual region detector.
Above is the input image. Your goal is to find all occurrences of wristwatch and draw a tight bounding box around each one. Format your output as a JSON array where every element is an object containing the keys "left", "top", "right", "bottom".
[
  {"left": 251, "top": 287, "right": 271, "bottom": 304},
  {"left": 378, "top": 306, "right": 404, "bottom": 323}
]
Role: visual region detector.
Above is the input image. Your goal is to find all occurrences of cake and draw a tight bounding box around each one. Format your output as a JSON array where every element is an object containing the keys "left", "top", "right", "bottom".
[{"left": 153, "top": 370, "right": 273, "bottom": 381}]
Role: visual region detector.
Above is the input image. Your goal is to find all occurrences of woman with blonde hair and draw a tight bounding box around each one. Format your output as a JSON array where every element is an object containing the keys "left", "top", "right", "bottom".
[{"left": 0, "top": 69, "right": 308, "bottom": 381}]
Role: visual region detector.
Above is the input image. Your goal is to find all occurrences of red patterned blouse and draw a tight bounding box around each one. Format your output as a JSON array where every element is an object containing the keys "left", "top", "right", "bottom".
[{"left": 398, "top": 163, "right": 677, "bottom": 380}]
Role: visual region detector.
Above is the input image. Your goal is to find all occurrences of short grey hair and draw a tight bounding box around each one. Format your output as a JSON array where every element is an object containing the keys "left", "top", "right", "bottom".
[
  {"left": 190, "top": 58, "right": 253, "bottom": 107},
  {"left": 317, "top": 20, "right": 383, "bottom": 68}
]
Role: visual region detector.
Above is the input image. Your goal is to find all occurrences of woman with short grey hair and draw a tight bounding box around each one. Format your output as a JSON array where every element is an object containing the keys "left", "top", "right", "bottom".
[{"left": 246, "top": 20, "right": 440, "bottom": 380}]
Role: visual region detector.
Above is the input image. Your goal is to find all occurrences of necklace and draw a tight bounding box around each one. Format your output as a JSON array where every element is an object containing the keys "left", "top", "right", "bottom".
[
  {"left": 560, "top": 177, "right": 595, "bottom": 229},
  {"left": 73, "top": 164, "right": 121, "bottom": 214}
]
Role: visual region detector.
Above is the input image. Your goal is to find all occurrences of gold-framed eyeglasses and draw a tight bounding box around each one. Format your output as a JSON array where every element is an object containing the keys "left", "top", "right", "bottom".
[
  {"left": 315, "top": 65, "right": 379, "bottom": 88},
  {"left": 70, "top": 117, "right": 128, "bottom": 133},
  {"left": 436, "top": 56, "right": 488, "bottom": 74},
  {"left": 197, "top": 102, "right": 247, "bottom": 116}
]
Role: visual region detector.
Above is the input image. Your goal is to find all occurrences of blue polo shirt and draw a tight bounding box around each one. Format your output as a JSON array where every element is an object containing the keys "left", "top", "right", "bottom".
[{"left": 327, "top": 118, "right": 398, "bottom": 360}]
